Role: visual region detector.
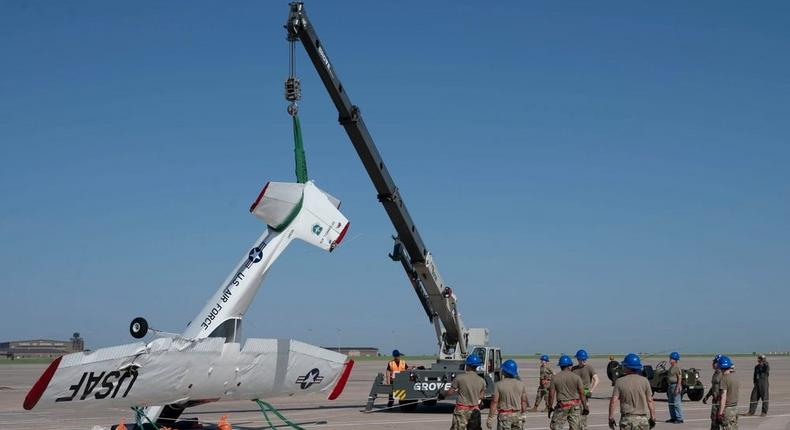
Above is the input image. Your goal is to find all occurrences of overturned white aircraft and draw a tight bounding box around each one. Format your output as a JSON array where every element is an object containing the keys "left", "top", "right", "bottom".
[{"left": 24, "top": 181, "right": 354, "bottom": 426}]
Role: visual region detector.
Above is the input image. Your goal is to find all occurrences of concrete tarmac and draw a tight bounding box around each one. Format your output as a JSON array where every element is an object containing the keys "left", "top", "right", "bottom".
[{"left": 1, "top": 356, "right": 786, "bottom": 429}]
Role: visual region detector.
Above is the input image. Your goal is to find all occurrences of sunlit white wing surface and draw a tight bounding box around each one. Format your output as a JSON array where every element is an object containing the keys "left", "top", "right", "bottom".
[{"left": 25, "top": 337, "right": 352, "bottom": 410}]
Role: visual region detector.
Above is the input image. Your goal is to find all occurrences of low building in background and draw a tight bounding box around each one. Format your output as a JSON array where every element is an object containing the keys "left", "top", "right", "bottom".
[
  {"left": 321, "top": 346, "right": 379, "bottom": 357},
  {"left": 0, "top": 333, "right": 85, "bottom": 359}
]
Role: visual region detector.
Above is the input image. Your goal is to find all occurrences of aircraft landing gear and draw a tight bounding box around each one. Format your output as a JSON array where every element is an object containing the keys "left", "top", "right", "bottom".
[{"left": 130, "top": 317, "right": 149, "bottom": 339}]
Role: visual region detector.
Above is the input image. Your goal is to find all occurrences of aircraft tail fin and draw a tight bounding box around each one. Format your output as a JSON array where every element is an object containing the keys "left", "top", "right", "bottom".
[{"left": 250, "top": 181, "right": 349, "bottom": 252}]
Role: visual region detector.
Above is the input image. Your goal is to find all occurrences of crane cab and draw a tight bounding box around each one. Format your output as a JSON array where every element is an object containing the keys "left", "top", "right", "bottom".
[{"left": 468, "top": 346, "right": 503, "bottom": 401}]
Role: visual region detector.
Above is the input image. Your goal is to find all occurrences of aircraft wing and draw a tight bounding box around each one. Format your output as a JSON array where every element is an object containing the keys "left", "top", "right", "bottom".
[{"left": 25, "top": 337, "right": 352, "bottom": 410}]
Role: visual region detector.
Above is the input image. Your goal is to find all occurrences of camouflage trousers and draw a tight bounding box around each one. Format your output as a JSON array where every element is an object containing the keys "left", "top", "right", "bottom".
[
  {"left": 550, "top": 404, "right": 581, "bottom": 430},
  {"left": 497, "top": 412, "right": 523, "bottom": 430},
  {"left": 581, "top": 392, "right": 593, "bottom": 430},
  {"left": 710, "top": 402, "right": 721, "bottom": 430},
  {"left": 452, "top": 408, "right": 482, "bottom": 430},
  {"left": 535, "top": 387, "right": 550, "bottom": 409},
  {"left": 619, "top": 414, "right": 649, "bottom": 430},
  {"left": 720, "top": 406, "right": 738, "bottom": 430}
]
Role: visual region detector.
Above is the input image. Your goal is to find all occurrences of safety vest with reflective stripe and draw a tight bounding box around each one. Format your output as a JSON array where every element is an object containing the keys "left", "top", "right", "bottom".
[{"left": 388, "top": 360, "right": 407, "bottom": 378}]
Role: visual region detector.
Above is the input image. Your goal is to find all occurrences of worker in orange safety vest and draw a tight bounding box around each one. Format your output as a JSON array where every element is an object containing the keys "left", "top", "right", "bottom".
[{"left": 386, "top": 349, "right": 412, "bottom": 407}]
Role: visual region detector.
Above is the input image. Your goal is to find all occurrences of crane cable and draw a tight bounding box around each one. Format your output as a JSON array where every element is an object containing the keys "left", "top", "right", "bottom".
[{"left": 285, "top": 36, "right": 308, "bottom": 184}]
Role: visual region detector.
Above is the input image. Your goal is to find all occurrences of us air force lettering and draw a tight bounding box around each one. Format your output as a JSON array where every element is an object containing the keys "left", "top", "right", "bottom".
[{"left": 184, "top": 181, "right": 349, "bottom": 341}]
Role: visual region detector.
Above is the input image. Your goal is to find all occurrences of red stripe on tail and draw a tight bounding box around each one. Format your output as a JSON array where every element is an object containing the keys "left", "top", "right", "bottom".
[
  {"left": 23, "top": 355, "right": 62, "bottom": 410},
  {"left": 328, "top": 359, "right": 354, "bottom": 400},
  {"left": 249, "top": 182, "right": 271, "bottom": 213},
  {"left": 334, "top": 222, "right": 350, "bottom": 246}
]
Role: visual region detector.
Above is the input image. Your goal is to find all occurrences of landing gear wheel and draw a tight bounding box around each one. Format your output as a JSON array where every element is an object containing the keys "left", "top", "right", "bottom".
[
  {"left": 399, "top": 400, "right": 418, "bottom": 412},
  {"left": 130, "top": 317, "right": 149, "bottom": 339}
]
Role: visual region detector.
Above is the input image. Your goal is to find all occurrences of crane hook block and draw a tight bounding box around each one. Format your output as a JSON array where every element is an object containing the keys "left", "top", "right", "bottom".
[{"left": 285, "top": 77, "right": 301, "bottom": 103}]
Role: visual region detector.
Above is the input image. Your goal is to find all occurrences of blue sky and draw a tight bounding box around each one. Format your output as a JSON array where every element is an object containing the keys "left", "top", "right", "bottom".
[{"left": 1, "top": 1, "right": 788, "bottom": 355}]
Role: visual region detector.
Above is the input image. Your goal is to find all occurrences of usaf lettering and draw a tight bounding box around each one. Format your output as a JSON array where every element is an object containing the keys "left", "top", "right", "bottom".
[{"left": 55, "top": 369, "right": 138, "bottom": 402}]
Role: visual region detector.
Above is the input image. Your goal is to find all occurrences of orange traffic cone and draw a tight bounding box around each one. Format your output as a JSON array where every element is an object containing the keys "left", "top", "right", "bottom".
[
  {"left": 116, "top": 418, "right": 127, "bottom": 430},
  {"left": 217, "top": 415, "right": 232, "bottom": 430}
]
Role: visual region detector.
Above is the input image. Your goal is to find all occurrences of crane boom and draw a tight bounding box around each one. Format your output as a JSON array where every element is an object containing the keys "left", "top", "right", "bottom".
[{"left": 285, "top": 2, "right": 469, "bottom": 358}]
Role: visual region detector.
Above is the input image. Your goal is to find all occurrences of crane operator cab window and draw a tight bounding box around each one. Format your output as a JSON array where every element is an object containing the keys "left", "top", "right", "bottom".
[{"left": 470, "top": 347, "right": 487, "bottom": 372}]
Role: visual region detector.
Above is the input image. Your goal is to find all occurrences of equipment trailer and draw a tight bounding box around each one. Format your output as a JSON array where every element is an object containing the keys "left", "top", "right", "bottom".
[{"left": 285, "top": 2, "right": 503, "bottom": 411}]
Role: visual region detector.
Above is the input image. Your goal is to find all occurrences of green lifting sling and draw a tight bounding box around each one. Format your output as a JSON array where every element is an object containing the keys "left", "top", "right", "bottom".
[{"left": 292, "top": 114, "right": 308, "bottom": 184}]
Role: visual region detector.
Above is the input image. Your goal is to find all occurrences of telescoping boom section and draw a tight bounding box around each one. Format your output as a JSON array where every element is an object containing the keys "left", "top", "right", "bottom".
[{"left": 286, "top": 1, "right": 479, "bottom": 361}]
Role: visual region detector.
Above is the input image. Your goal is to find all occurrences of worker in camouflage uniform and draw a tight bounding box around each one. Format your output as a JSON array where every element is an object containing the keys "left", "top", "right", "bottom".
[
  {"left": 572, "top": 349, "right": 598, "bottom": 430},
  {"left": 666, "top": 352, "right": 684, "bottom": 424},
  {"left": 548, "top": 355, "right": 588, "bottom": 430},
  {"left": 703, "top": 355, "right": 723, "bottom": 430},
  {"left": 487, "top": 359, "right": 529, "bottom": 430},
  {"left": 444, "top": 354, "right": 487, "bottom": 430},
  {"left": 608, "top": 353, "right": 656, "bottom": 430},
  {"left": 532, "top": 355, "right": 553, "bottom": 412},
  {"left": 748, "top": 354, "right": 769, "bottom": 416},
  {"left": 717, "top": 356, "right": 739, "bottom": 430}
]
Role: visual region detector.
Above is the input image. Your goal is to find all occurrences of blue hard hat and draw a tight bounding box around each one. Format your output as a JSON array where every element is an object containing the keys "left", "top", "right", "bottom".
[
  {"left": 713, "top": 354, "right": 722, "bottom": 363},
  {"left": 540, "top": 354, "right": 550, "bottom": 362},
  {"left": 669, "top": 351, "right": 680, "bottom": 361},
  {"left": 718, "top": 355, "right": 733, "bottom": 370},
  {"left": 622, "top": 353, "right": 642, "bottom": 371},
  {"left": 465, "top": 354, "right": 482, "bottom": 367},
  {"left": 575, "top": 349, "right": 589, "bottom": 360},
  {"left": 558, "top": 354, "right": 573, "bottom": 367},
  {"left": 392, "top": 349, "right": 401, "bottom": 357},
  {"left": 502, "top": 359, "right": 519, "bottom": 377}
]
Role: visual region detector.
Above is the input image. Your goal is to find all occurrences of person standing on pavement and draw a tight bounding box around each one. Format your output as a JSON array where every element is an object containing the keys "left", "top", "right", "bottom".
[
  {"left": 385, "top": 349, "right": 411, "bottom": 407},
  {"left": 703, "top": 355, "right": 723, "bottom": 430},
  {"left": 666, "top": 352, "right": 684, "bottom": 424},
  {"left": 445, "top": 354, "right": 487, "bottom": 430},
  {"left": 532, "top": 355, "right": 554, "bottom": 412},
  {"left": 548, "top": 355, "right": 589, "bottom": 430},
  {"left": 488, "top": 359, "right": 529, "bottom": 430},
  {"left": 717, "top": 356, "right": 739, "bottom": 430},
  {"left": 748, "top": 354, "right": 769, "bottom": 416},
  {"left": 572, "top": 349, "right": 599, "bottom": 430},
  {"left": 608, "top": 353, "right": 656, "bottom": 430}
]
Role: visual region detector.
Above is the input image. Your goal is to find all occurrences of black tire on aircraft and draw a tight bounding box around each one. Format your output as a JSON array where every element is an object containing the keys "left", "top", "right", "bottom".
[{"left": 130, "top": 317, "right": 149, "bottom": 339}]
